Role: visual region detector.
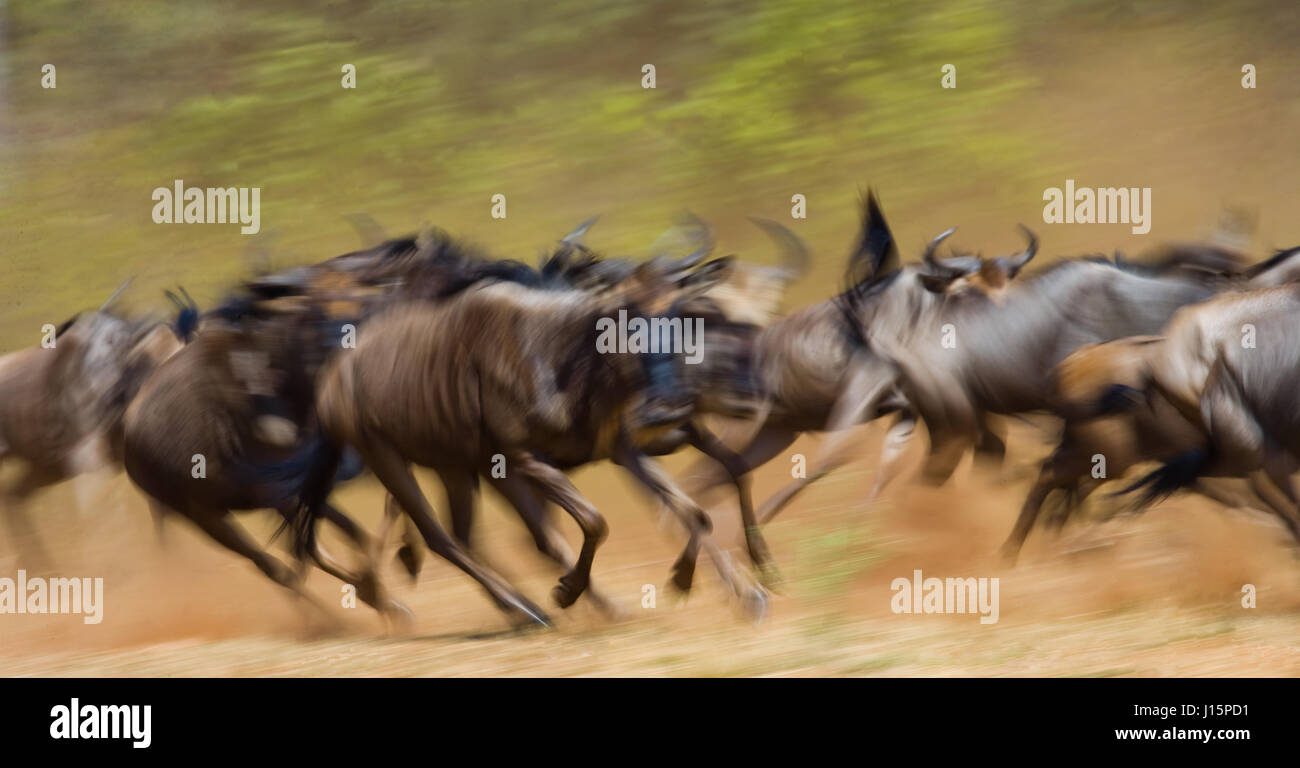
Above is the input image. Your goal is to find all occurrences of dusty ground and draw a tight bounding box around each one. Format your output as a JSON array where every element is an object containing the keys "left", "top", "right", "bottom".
[{"left": 3, "top": 421, "right": 1298, "bottom": 677}]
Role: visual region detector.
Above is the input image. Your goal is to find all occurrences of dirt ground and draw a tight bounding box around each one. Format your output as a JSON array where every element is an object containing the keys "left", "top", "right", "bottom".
[{"left": 3, "top": 420, "right": 1298, "bottom": 677}]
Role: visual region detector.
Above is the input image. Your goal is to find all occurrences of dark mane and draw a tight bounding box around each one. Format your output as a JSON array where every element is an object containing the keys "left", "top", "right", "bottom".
[{"left": 1242, "top": 244, "right": 1300, "bottom": 279}]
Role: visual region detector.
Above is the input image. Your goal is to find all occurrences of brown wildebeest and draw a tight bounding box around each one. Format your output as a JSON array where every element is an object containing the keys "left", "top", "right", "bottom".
[
  {"left": 0, "top": 283, "right": 195, "bottom": 568},
  {"left": 336, "top": 219, "right": 794, "bottom": 618},
  {"left": 123, "top": 300, "right": 411, "bottom": 630},
  {"left": 287, "top": 257, "right": 731, "bottom": 629},
  {"left": 368, "top": 287, "right": 779, "bottom": 618}
]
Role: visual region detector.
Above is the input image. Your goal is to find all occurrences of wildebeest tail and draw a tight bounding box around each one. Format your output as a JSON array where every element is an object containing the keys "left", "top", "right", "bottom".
[
  {"left": 1117, "top": 446, "right": 1214, "bottom": 508},
  {"left": 244, "top": 432, "right": 343, "bottom": 559},
  {"left": 289, "top": 435, "right": 343, "bottom": 561}
]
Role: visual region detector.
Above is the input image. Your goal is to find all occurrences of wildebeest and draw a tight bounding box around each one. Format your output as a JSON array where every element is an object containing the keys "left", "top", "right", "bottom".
[
  {"left": 836, "top": 238, "right": 1246, "bottom": 535},
  {"left": 855, "top": 238, "right": 1300, "bottom": 522},
  {"left": 1001, "top": 264, "right": 1300, "bottom": 557},
  {"left": 283, "top": 251, "right": 733, "bottom": 628},
  {"left": 0, "top": 282, "right": 196, "bottom": 568},
  {"left": 682, "top": 191, "right": 1036, "bottom": 525},
  {"left": 1116, "top": 302, "right": 1300, "bottom": 544},
  {"left": 123, "top": 295, "right": 413, "bottom": 630},
  {"left": 337, "top": 218, "right": 798, "bottom": 617}
]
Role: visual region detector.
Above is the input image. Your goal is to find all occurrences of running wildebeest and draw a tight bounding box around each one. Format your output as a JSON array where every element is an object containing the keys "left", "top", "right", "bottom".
[
  {"left": 1117, "top": 301, "right": 1300, "bottom": 545},
  {"left": 834, "top": 242, "right": 1235, "bottom": 531},
  {"left": 0, "top": 282, "right": 197, "bottom": 568},
  {"left": 1000, "top": 256, "right": 1300, "bottom": 557},
  {"left": 878, "top": 239, "right": 1300, "bottom": 517},
  {"left": 123, "top": 295, "right": 412, "bottom": 630},
  {"left": 284, "top": 251, "right": 734, "bottom": 629},
  {"left": 682, "top": 190, "right": 1034, "bottom": 525},
  {"left": 335, "top": 218, "right": 798, "bottom": 617}
]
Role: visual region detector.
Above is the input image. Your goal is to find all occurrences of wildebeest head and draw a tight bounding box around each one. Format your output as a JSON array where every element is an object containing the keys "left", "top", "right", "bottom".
[
  {"left": 837, "top": 190, "right": 1038, "bottom": 344},
  {"left": 919, "top": 224, "right": 1038, "bottom": 298}
]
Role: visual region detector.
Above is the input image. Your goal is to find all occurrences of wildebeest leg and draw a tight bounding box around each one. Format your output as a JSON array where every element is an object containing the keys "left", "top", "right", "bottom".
[
  {"left": 488, "top": 473, "right": 622, "bottom": 618},
  {"left": 1044, "top": 478, "right": 1099, "bottom": 531},
  {"left": 147, "top": 497, "right": 169, "bottom": 546},
  {"left": 184, "top": 505, "right": 337, "bottom": 624},
  {"left": 1000, "top": 451, "right": 1076, "bottom": 563},
  {"left": 868, "top": 411, "right": 915, "bottom": 500},
  {"left": 974, "top": 416, "right": 1007, "bottom": 467},
  {"left": 316, "top": 501, "right": 372, "bottom": 550},
  {"left": 756, "top": 366, "right": 897, "bottom": 525},
  {"left": 373, "top": 493, "right": 424, "bottom": 581},
  {"left": 614, "top": 433, "right": 713, "bottom": 594},
  {"left": 680, "top": 424, "right": 797, "bottom": 503},
  {"left": 919, "top": 423, "right": 972, "bottom": 486},
  {"left": 508, "top": 452, "right": 608, "bottom": 609},
  {"left": 1256, "top": 453, "right": 1300, "bottom": 543},
  {"left": 276, "top": 502, "right": 412, "bottom": 630},
  {"left": 2, "top": 464, "right": 61, "bottom": 570},
  {"left": 360, "top": 439, "right": 550, "bottom": 627},
  {"left": 683, "top": 422, "right": 779, "bottom": 586},
  {"left": 443, "top": 469, "right": 479, "bottom": 546},
  {"left": 370, "top": 484, "right": 445, "bottom": 585}
]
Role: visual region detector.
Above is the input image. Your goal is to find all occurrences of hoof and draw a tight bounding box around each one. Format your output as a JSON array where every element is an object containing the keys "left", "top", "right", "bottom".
[
  {"left": 503, "top": 592, "right": 553, "bottom": 629},
  {"left": 998, "top": 542, "right": 1021, "bottom": 565},
  {"left": 757, "top": 562, "right": 785, "bottom": 591},
  {"left": 511, "top": 605, "right": 553, "bottom": 630},
  {"left": 396, "top": 545, "right": 422, "bottom": 582},
  {"left": 739, "top": 585, "right": 769, "bottom": 625},
  {"left": 552, "top": 575, "right": 586, "bottom": 609},
  {"left": 384, "top": 600, "right": 416, "bottom": 634},
  {"left": 669, "top": 564, "right": 696, "bottom": 594}
]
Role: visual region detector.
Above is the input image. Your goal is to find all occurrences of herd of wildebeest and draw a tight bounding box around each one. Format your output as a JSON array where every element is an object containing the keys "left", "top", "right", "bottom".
[{"left": 3, "top": 190, "right": 1300, "bottom": 629}]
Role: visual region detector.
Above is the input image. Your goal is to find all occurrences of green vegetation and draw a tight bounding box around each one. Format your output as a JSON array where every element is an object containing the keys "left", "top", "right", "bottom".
[{"left": 0, "top": 0, "right": 1291, "bottom": 343}]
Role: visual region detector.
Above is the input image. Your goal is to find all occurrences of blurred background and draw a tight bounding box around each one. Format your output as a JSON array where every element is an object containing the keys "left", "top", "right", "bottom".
[{"left": 1, "top": 0, "right": 1299, "bottom": 675}]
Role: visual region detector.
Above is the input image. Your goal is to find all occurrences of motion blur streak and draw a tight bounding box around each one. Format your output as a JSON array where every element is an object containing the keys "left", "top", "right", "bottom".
[{"left": 1, "top": 1, "right": 1299, "bottom": 677}]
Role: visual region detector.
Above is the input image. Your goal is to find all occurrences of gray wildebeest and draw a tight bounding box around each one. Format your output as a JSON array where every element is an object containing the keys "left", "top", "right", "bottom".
[
  {"left": 0, "top": 281, "right": 196, "bottom": 569},
  {"left": 1000, "top": 252, "right": 1300, "bottom": 558},
  {"left": 850, "top": 242, "right": 1234, "bottom": 530},
  {"left": 682, "top": 190, "right": 1036, "bottom": 526},
  {"left": 286, "top": 253, "right": 732, "bottom": 629},
  {"left": 1117, "top": 301, "right": 1300, "bottom": 546}
]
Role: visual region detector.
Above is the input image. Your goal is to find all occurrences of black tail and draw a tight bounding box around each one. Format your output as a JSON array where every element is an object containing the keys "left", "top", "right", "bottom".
[
  {"left": 1116, "top": 446, "right": 1213, "bottom": 508},
  {"left": 242, "top": 432, "right": 343, "bottom": 560},
  {"left": 290, "top": 436, "right": 343, "bottom": 561}
]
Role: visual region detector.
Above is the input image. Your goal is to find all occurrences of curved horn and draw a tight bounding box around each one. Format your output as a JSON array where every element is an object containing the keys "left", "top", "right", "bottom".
[
  {"left": 561, "top": 215, "right": 600, "bottom": 245},
  {"left": 1006, "top": 224, "right": 1038, "bottom": 272},
  {"left": 100, "top": 277, "right": 135, "bottom": 312},
  {"left": 749, "top": 217, "right": 810, "bottom": 281},
  {"left": 672, "top": 211, "right": 714, "bottom": 271},
  {"left": 344, "top": 213, "right": 389, "bottom": 247},
  {"left": 414, "top": 222, "right": 438, "bottom": 251},
  {"left": 177, "top": 285, "right": 197, "bottom": 310},
  {"left": 922, "top": 227, "right": 959, "bottom": 274},
  {"left": 647, "top": 212, "right": 714, "bottom": 274},
  {"left": 242, "top": 229, "right": 279, "bottom": 275},
  {"left": 935, "top": 254, "right": 983, "bottom": 274}
]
